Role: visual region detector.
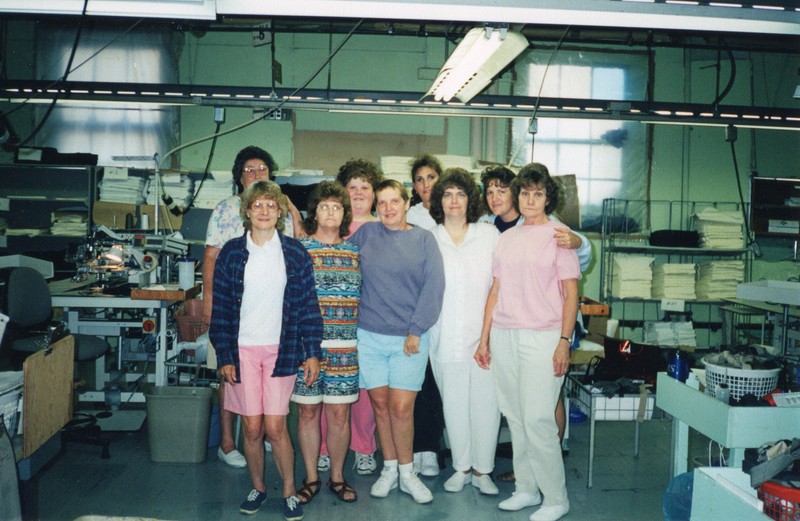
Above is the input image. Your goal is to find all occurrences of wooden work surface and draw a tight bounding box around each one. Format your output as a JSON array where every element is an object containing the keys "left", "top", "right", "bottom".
[
  {"left": 130, "top": 284, "right": 200, "bottom": 301},
  {"left": 22, "top": 335, "right": 74, "bottom": 458}
]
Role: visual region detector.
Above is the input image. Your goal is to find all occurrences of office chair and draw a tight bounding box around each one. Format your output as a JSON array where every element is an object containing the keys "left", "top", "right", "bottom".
[{"left": 0, "top": 266, "right": 111, "bottom": 458}]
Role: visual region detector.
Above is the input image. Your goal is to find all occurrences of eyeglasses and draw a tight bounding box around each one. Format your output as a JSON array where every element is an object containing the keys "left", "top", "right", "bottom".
[
  {"left": 250, "top": 200, "right": 280, "bottom": 213},
  {"left": 318, "top": 203, "right": 344, "bottom": 213},
  {"left": 243, "top": 165, "right": 269, "bottom": 176}
]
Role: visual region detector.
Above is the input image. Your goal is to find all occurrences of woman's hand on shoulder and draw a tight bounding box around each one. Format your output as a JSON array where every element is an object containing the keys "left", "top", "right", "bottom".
[{"left": 554, "top": 227, "right": 579, "bottom": 250}]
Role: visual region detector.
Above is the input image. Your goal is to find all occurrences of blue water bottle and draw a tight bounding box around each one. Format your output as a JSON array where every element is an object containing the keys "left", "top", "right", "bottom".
[{"left": 667, "top": 350, "right": 688, "bottom": 382}]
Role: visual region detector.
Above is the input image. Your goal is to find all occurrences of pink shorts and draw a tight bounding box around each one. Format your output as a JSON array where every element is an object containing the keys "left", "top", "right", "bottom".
[{"left": 223, "top": 344, "right": 297, "bottom": 417}]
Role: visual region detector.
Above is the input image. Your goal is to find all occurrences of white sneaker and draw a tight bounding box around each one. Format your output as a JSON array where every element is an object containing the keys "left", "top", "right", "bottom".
[
  {"left": 498, "top": 491, "right": 543, "bottom": 511},
  {"left": 400, "top": 472, "right": 433, "bottom": 504},
  {"left": 317, "top": 454, "right": 330, "bottom": 472},
  {"left": 418, "top": 451, "right": 439, "bottom": 477},
  {"left": 370, "top": 468, "right": 399, "bottom": 498},
  {"left": 472, "top": 474, "right": 499, "bottom": 495},
  {"left": 529, "top": 502, "right": 570, "bottom": 521},
  {"left": 443, "top": 471, "right": 471, "bottom": 492},
  {"left": 263, "top": 441, "right": 272, "bottom": 452},
  {"left": 354, "top": 452, "right": 378, "bottom": 475},
  {"left": 217, "top": 447, "right": 247, "bottom": 468}
]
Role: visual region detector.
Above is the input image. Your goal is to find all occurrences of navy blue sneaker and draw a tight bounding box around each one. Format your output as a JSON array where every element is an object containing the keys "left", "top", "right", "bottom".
[
  {"left": 282, "top": 495, "right": 304, "bottom": 521},
  {"left": 239, "top": 489, "right": 267, "bottom": 514}
]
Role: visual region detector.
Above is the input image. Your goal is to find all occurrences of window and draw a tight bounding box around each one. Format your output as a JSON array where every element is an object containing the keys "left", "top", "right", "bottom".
[
  {"left": 34, "top": 25, "right": 179, "bottom": 168},
  {"left": 511, "top": 48, "right": 649, "bottom": 229}
]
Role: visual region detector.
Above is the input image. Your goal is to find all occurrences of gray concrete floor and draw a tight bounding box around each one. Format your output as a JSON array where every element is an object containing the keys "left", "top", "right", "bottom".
[{"left": 30, "top": 409, "right": 699, "bottom": 521}]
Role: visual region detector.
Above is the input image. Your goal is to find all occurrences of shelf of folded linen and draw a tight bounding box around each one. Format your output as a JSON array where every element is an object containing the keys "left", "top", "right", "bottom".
[
  {"left": 652, "top": 263, "right": 697, "bottom": 300},
  {"left": 694, "top": 207, "right": 745, "bottom": 249},
  {"left": 696, "top": 259, "right": 745, "bottom": 300},
  {"left": 644, "top": 320, "right": 697, "bottom": 347},
  {"left": 611, "top": 253, "right": 654, "bottom": 299}
]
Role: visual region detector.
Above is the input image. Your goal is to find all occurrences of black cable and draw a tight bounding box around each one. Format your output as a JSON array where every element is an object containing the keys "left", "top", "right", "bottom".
[
  {"left": 18, "top": 0, "right": 89, "bottom": 147},
  {"left": 711, "top": 39, "right": 736, "bottom": 109},
  {"left": 728, "top": 134, "right": 759, "bottom": 256},
  {"left": 178, "top": 121, "right": 222, "bottom": 215}
]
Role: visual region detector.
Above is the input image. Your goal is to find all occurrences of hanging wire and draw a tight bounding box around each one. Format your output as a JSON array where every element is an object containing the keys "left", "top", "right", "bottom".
[
  {"left": 158, "top": 18, "right": 365, "bottom": 170},
  {"left": 507, "top": 25, "right": 571, "bottom": 167}
]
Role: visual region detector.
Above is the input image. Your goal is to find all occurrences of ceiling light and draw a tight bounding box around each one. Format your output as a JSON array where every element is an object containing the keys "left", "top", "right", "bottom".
[{"left": 425, "top": 26, "right": 528, "bottom": 103}]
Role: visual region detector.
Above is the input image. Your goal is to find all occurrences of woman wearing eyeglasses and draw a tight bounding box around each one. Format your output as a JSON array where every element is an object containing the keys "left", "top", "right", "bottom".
[
  {"left": 209, "top": 180, "right": 322, "bottom": 521},
  {"left": 291, "top": 181, "right": 361, "bottom": 505},
  {"left": 203, "top": 146, "right": 305, "bottom": 472}
]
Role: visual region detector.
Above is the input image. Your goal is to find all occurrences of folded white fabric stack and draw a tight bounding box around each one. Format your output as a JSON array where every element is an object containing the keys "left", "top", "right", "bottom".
[
  {"left": 191, "top": 173, "right": 235, "bottom": 209},
  {"left": 644, "top": 321, "right": 697, "bottom": 347},
  {"left": 435, "top": 154, "right": 476, "bottom": 171},
  {"left": 99, "top": 176, "right": 149, "bottom": 204},
  {"left": 50, "top": 209, "right": 88, "bottom": 236},
  {"left": 696, "top": 260, "right": 744, "bottom": 299},
  {"left": 611, "top": 254, "right": 654, "bottom": 299},
  {"left": 380, "top": 156, "right": 413, "bottom": 182},
  {"left": 146, "top": 176, "right": 195, "bottom": 208},
  {"left": 652, "top": 263, "right": 697, "bottom": 300},
  {"left": 694, "top": 207, "right": 744, "bottom": 249}
]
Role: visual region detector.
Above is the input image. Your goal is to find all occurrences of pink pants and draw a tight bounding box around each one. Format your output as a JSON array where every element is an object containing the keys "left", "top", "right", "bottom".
[{"left": 320, "top": 388, "right": 377, "bottom": 455}]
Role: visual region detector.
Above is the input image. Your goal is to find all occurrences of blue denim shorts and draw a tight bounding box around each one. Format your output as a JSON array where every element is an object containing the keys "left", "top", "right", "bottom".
[{"left": 357, "top": 328, "right": 429, "bottom": 392}]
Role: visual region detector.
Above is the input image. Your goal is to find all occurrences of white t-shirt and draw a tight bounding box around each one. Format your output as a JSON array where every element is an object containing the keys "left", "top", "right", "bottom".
[
  {"left": 239, "top": 232, "right": 286, "bottom": 345},
  {"left": 406, "top": 202, "right": 436, "bottom": 230}
]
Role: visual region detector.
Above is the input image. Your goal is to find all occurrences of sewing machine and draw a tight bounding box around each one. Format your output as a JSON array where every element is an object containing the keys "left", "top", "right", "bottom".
[{"left": 71, "top": 226, "right": 188, "bottom": 292}]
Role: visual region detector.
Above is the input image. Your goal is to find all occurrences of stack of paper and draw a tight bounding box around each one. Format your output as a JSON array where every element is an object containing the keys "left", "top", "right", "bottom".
[
  {"left": 611, "top": 254, "right": 654, "bottom": 299},
  {"left": 652, "top": 263, "right": 697, "bottom": 300},
  {"left": 694, "top": 207, "right": 744, "bottom": 249},
  {"left": 696, "top": 260, "right": 745, "bottom": 299},
  {"left": 99, "top": 176, "right": 148, "bottom": 204},
  {"left": 50, "top": 209, "right": 88, "bottom": 236},
  {"left": 644, "top": 321, "right": 697, "bottom": 347},
  {"left": 145, "top": 176, "right": 195, "bottom": 208},
  {"left": 436, "top": 154, "right": 476, "bottom": 171},
  {"left": 191, "top": 173, "right": 235, "bottom": 209}
]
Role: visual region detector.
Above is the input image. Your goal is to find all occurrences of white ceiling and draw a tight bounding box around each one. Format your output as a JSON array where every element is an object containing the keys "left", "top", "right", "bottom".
[{"left": 1, "top": 0, "right": 799, "bottom": 35}]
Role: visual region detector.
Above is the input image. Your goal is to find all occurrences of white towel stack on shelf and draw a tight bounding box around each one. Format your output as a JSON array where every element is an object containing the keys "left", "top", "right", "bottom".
[
  {"left": 644, "top": 321, "right": 697, "bottom": 347},
  {"left": 50, "top": 210, "right": 87, "bottom": 236},
  {"left": 99, "top": 176, "right": 149, "bottom": 204},
  {"left": 694, "top": 207, "right": 744, "bottom": 248},
  {"left": 145, "top": 176, "right": 195, "bottom": 208},
  {"left": 652, "top": 263, "right": 697, "bottom": 300},
  {"left": 380, "top": 156, "right": 413, "bottom": 182},
  {"left": 611, "top": 254, "right": 654, "bottom": 299},
  {"left": 696, "top": 259, "right": 745, "bottom": 299},
  {"left": 190, "top": 173, "right": 235, "bottom": 209}
]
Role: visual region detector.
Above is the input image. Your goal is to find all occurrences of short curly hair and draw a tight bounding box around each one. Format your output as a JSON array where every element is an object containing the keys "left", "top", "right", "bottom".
[
  {"left": 335, "top": 159, "right": 383, "bottom": 190},
  {"left": 511, "top": 162, "right": 560, "bottom": 215},
  {"left": 480, "top": 165, "right": 517, "bottom": 211},
  {"left": 239, "top": 180, "right": 287, "bottom": 232},
  {"left": 429, "top": 168, "right": 485, "bottom": 225},
  {"left": 303, "top": 181, "right": 353, "bottom": 238},
  {"left": 232, "top": 146, "right": 278, "bottom": 194}
]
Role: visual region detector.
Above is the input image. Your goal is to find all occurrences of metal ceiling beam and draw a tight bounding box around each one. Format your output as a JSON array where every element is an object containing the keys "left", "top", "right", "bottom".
[{"left": 3, "top": 80, "right": 799, "bottom": 130}]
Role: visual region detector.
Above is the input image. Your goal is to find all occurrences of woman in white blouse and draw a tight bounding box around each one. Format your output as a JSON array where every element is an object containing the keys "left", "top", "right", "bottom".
[{"left": 427, "top": 168, "right": 502, "bottom": 496}]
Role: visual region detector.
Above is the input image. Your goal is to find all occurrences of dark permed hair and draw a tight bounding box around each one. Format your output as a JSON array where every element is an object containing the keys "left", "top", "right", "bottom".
[
  {"left": 480, "top": 165, "right": 517, "bottom": 210},
  {"left": 303, "top": 181, "right": 353, "bottom": 238},
  {"left": 231, "top": 146, "right": 278, "bottom": 194},
  {"left": 511, "top": 162, "right": 560, "bottom": 215},
  {"left": 429, "top": 168, "right": 486, "bottom": 225},
  {"left": 335, "top": 158, "right": 383, "bottom": 190}
]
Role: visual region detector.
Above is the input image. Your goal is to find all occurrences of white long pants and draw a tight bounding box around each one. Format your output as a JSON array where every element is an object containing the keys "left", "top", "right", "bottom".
[
  {"left": 430, "top": 356, "right": 501, "bottom": 474},
  {"left": 491, "top": 327, "right": 568, "bottom": 507}
]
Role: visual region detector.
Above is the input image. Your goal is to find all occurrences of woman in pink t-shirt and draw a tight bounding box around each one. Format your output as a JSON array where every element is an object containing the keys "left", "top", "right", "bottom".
[{"left": 475, "top": 163, "right": 580, "bottom": 521}]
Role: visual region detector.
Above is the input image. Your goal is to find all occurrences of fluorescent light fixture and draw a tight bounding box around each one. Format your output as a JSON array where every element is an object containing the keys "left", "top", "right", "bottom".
[
  {"left": 794, "top": 85, "right": 800, "bottom": 99},
  {"left": 425, "top": 26, "right": 528, "bottom": 103}
]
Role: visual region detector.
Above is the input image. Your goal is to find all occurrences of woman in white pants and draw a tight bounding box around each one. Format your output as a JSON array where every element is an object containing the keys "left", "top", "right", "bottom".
[
  {"left": 476, "top": 163, "right": 580, "bottom": 521},
  {"left": 427, "top": 168, "right": 502, "bottom": 496}
]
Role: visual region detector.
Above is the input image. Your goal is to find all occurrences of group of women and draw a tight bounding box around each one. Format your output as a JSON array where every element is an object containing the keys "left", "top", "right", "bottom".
[{"left": 207, "top": 147, "right": 587, "bottom": 521}]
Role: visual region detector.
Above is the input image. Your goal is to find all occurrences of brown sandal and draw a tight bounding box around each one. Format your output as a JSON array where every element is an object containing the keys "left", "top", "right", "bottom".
[
  {"left": 296, "top": 478, "right": 321, "bottom": 504},
  {"left": 327, "top": 479, "right": 358, "bottom": 503}
]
